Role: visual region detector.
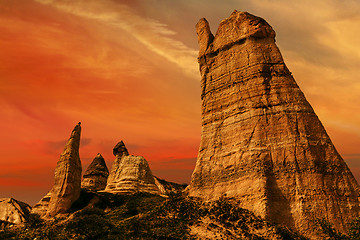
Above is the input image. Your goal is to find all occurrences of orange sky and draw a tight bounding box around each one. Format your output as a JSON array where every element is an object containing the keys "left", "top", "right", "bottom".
[{"left": 1, "top": 0, "right": 360, "bottom": 205}]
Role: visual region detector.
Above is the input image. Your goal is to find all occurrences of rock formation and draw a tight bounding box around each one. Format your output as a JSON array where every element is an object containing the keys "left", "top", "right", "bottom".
[
  {"left": 189, "top": 11, "right": 360, "bottom": 238},
  {"left": 104, "top": 141, "right": 160, "bottom": 195},
  {"left": 0, "top": 198, "right": 31, "bottom": 225},
  {"left": 154, "top": 176, "right": 187, "bottom": 195},
  {"left": 81, "top": 153, "right": 109, "bottom": 191},
  {"left": 32, "top": 123, "right": 82, "bottom": 217}
]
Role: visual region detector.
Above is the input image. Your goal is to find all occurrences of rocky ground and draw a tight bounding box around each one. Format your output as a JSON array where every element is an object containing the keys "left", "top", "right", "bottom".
[{"left": 0, "top": 191, "right": 309, "bottom": 240}]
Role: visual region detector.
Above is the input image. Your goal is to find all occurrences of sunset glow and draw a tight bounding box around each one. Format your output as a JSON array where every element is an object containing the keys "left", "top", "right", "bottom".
[{"left": 1, "top": 0, "right": 360, "bottom": 205}]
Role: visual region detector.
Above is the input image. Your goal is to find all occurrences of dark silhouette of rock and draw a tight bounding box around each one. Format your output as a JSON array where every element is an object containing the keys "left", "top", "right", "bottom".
[
  {"left": 113, "top": 140, "right": 129, "bottom": 158},
  {"left": 81, "top": 153, "right": 109, "bottom": 191},
  {"left": 105, "top": 141, "right": 160, "bottom": 195},
  {"left": 32, "top": 123, "right": 82, "bottom": 217},
  {"left": 189, "top": 11, "right": 360, "bottom": 238},
  {"left": 0, "top": 198, "right": 31, "bottom": 225}
]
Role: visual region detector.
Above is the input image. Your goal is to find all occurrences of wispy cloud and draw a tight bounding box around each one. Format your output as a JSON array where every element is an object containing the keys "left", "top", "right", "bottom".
[{"left": 34, "top": 0, "right": 198, "bottom": 78}]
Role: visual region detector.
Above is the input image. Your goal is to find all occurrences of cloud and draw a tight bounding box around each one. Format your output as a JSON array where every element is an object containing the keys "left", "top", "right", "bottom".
[{"left": 34, "top": 0, "right": 198, "bottom": 78}]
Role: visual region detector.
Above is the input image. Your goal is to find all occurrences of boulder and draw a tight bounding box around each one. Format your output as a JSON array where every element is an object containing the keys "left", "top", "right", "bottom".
[{"left": 0, "top": 198, "right": 31, "bottom": 225}]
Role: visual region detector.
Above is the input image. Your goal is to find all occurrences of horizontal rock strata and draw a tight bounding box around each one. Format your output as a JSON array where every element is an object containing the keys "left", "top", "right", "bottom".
[
  {"left": 189, "top": 11, "right": 360, "bottom": 238},
  {"left": 105, "top": 141, "right": 160, "bottom": 195}
]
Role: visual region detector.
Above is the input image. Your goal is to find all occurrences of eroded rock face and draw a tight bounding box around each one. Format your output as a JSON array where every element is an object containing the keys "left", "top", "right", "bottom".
[
  {"left": 189, "top": 11, "right": 360, "bottom": 238},
  {"left": 32, "top": 123, "right": 82, "bottom": 217},
  {"left": 105, "top": 141, "right": 160, "bottom": 195},
  {"left": 81, "top": 153, "right": 109, "bottom": 191},
  {"left": 0, "top": 198, "right": 31, "bottom": 225}
]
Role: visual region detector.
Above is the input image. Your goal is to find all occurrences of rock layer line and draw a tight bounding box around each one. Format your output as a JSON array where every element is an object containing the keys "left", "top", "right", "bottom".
[{"left": 105, "top": 141, "right": 160, "bottom": 195}]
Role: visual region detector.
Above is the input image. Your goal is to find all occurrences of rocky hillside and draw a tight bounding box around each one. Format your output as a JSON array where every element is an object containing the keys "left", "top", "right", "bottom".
[{"left": 0, "top": 192, "right": 307, "bottom": 240}]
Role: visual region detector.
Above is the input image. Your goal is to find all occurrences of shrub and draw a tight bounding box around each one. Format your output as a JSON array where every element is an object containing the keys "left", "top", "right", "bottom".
[
  {"left": 349, "top": 217, "right": 360, "bottom": 240},
  {"left": 25, "top": 213, "right": 44, "bottom": 228},
  {"left": 65, "top": 208, "right": 114, "bottom": 240},
  {"left": 316, "top": 218, "right": 349, "bottom": 240}
]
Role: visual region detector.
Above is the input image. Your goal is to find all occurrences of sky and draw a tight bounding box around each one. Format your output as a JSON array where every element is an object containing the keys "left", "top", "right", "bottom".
[{"left": 0, "top": 0, "right": 359, "bottom": 206}]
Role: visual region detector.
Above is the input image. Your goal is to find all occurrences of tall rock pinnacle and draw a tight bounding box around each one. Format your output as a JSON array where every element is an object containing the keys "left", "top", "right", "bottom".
[
  {"left": 104, "top": 141, "right": 160, "bottom": 195},
  {"left": 32, "top": 123, "right": 82, "bottom": 217},
  {"left": 189, "top": 11, "right": 360, "bottom": 238},
  {"left": 81, "top": 153, "right": 109, "bottom": 191}
]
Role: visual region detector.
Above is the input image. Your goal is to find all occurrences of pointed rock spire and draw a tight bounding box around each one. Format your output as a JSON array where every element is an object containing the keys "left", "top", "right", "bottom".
[
  {"left": 196, "top": 18, "right": 214, "bottom": 56},
  {"left": 189, "top": 11, "right": 360, "bottom": 239},
  {"left": 113, "top": 140, "right": 129, "bottom": 158},
  {"left": 81, "top": 153, "right": 109, "bottom": 191},
  {"left": 32, "top": 123, "right": 82, "bottom": 217},
  {"left": 105, "top": 141, "right": 160, "bottom": 195}
]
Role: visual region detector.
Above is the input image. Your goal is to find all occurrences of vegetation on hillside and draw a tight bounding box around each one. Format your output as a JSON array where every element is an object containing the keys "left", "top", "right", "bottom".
[
  {"left": 0, "top": 191, "right": 309, "bottom": 239},
  {"left": 317, "top": 217, "right": 360, "bottom": 240}
]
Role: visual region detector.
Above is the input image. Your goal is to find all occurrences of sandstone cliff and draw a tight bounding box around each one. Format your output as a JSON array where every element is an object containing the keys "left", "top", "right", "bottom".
[
  {"left": 32, "top": 123, "right": 82, "bottom": 217},
  {"left": 105, "top": 141, "right": 160, "bottom": 195},
  {"left": 189, "top": 11, "right": 360, "bottom": 238},
  {"left": 81, "top": 153, "right": 109, "bottom": 191},
  {"left": 0, "top": 198, "right": 31, "bottom": 226}
]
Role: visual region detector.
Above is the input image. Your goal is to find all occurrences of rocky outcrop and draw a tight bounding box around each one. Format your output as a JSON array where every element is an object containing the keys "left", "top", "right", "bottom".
[
  {"left": 154, "top": 176, "right": 187, "bottom": 195},
  {"left": 81, "top": 153, "right": 109, "bottom": 191},
  {"left": 0, "top": 198, "right": 31, "bottom": 226},
  {"left": 104, "top": 141, "right": 160, "bottom": 195},
  {"left": 32, "top": 123, "right": 82, "bottom": 217},
  {"left": 189, "top": 11, "right": 360, "bottom": 238}
]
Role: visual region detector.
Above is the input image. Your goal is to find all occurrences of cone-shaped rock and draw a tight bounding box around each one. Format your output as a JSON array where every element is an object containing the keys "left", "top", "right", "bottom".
[
  {"left": 81, "top": 153, "right": 109, "bottom": 191},
  {"left": 113, "top": 140, "right": 129, "bottom": 157},
  {"left": 32, "top": 123, "right": 82, "bottom": 217},
  {"left": 105, "top": 141, "right": 160, "bottom": 195},
  {"left": 189, "top": 11, "right": 360, "bottom": 238},
  {"left": 0, "top": 198, "right": 31, "bottom": 226}
]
